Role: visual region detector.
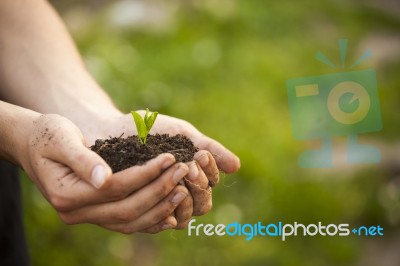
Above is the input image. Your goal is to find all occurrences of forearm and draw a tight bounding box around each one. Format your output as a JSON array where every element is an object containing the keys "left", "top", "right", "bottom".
[
  {"left": 0, "top": 101, "right": 40, "bottom": 166},
  {"left": 0, "top": 0, "right": 121, "bottom": 128}
]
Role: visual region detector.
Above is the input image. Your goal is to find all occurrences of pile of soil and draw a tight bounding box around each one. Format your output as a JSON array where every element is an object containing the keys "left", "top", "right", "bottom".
[{"left": 90, "top": 134, "right": 199, "bottom": 173}]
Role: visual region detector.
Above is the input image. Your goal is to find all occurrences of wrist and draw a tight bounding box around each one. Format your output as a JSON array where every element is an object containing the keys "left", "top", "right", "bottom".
[{"left": 0, "top": 101, "right": 41, "bottom": 166}]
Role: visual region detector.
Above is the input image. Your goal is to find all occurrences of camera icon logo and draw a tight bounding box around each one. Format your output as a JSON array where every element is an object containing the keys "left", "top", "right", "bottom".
[
  {"left": 286, "top": 40, "right": 382, "bottom": 168},
  {"left": 327, "top": 80, "right": 370, "bottom": 125}
]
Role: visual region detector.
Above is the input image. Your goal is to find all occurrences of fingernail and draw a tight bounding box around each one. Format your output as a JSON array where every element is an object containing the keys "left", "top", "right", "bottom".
[
  {"left": 197, "top": 153, "right": 209, "bottom": 168},
  {"left": 161, "top": 223, "right": 173, "bottom": 230},
  {"left": 172, "top": 166, "right": 188, "bottom": 183},
  {"left": 162, "top": 155, "right": 176, "bottom": 170},
  {"left": 171, "top": 192, "right": 187, "bottom": 205},
  {"left": 187, "top": 162, "right": 199, "bottom": 180},
  {"left": 91, "top": 165, "right": 106, "bottom": 189}
]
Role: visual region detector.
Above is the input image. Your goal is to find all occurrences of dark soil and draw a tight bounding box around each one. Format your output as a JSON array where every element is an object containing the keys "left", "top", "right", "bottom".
[{"left": 90, "top": 134, "right": 199, "bottom": 173}]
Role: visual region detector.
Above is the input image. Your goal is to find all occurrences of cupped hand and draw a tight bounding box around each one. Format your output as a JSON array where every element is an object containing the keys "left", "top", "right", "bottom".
[
  {"left": 20, "top": 114, "right": 191, "bottom": 233},
  {"left": 151, "top": 114, "right": 241, "bottom": 228},
  {"left": 81, "top": 112, "right": 241, "bottom": 229}
]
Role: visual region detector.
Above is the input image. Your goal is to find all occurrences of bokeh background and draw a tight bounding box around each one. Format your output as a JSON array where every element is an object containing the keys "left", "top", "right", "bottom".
[{"left": 21, "top": 0, "right": 400, "bottom": 265}]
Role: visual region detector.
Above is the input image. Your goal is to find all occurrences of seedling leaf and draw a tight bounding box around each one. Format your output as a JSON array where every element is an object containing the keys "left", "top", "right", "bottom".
[
  {"left": 131, "top": 111, "right": 147, "bottom": 144},
  {"left": 144, "top": 108, "right": 150, "bottom": 122},
  {"left": 144, "top": 109, "right": 158, "bottom": 132},
  {"left": 130, "top": 109, "right": 159, "bottom": 145}
]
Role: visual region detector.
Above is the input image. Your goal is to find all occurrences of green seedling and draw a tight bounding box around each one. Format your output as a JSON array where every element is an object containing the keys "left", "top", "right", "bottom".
[{"left": 131, "top": 108, "right": 158, "bottom": 144}]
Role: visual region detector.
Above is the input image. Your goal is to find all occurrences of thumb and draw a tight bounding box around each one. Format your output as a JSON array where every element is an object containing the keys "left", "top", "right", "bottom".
[
  {"left": 33, "top": 114, "right": 113, "bottom": 189},
  {"left": 48, "top": 138, "right": 112, "bottom": 189},
  {"left": 83, "top": 153, "right": 113, "bottom": 190},
  {"left": 46, "top": 134, "right": 112, "bottom": 189}
]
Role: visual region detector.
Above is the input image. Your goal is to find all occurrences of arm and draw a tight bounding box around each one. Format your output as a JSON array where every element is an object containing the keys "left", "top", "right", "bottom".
[
  {"left": 0, "top": 0, "right": 239, "bottom": 169},
  {"left": 0, "top": 0, "right": 240, "bottom": 230},
  {"left": 0, "top": 101, "right": 39, "bottom": 165},
  {"left": 0, "top": 0, "right": 189, "bottom": 232},
  {"left": 0, "top": 0, "right": 239, "bottom": 168},
  {"left": 0, "top": 0, "right": 121, "bottom": 128}
]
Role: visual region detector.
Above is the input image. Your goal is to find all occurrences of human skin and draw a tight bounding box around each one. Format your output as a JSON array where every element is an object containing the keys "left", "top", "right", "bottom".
[
  {"left": 0, "top": 0, "right": 240, "bottom": 233},
  {"left": 0, "top": 101, "right": 190, "bottom": 233}
]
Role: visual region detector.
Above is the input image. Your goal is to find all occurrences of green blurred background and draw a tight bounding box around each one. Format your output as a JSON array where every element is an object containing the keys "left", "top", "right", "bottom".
[{"left": 21, "top": 0, "right": 400, "bottom": 265}]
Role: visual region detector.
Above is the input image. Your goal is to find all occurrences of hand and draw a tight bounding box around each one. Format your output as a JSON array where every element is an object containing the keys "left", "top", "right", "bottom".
[
  {"left": 20, "top": 114, "right": 192, "bottom": 234},
  {"left": 80, "top": 112, "right": 241, "bottom": 229},
  {"left": 153, "top": 114, "right": 240, "bottom": 229}
]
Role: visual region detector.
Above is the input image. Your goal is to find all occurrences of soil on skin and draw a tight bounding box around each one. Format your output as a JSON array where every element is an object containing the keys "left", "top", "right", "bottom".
[{"left": 90, "top": 134, "right": 199, "bottom": 173}]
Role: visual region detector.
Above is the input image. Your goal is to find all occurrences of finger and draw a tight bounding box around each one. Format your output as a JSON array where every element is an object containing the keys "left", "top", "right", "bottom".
[
  {"left": 44, "top": 125, "right": 112, "bottom": 189},
  {"left": 101, "top": 186, "right": 188, "bottom": 234},
  {"left": 140, "top": 216, "right": 178, "bottom": 234},
  {"left": 194, "top": 150, "right": 219, "bottom": 187},
  {"left": 113, "top": 185, "right": 189, "bottom": 232},
  {"left": 174, "top": 192, "right": 193, "bottom": 229},
  {"left": 186, "top": 161, "right": 209, "bottom": 189},
  {"left": 42, "top": 154, "right": 176, "bottom": 212},
  {"left": 102, "top": 153, "right": 176, "bottom": 197},
  {"left": 103, "top": 216, "right": 178, "bottom": 235},
  {"left": 191, "top": 134, "right": 240, "bottom": 173},
  {"left": 58, "top": 163, "right": 189, "bottom": 225},
  {"left": 184, "top": 165, "right": 212, "bottom": 216}
]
